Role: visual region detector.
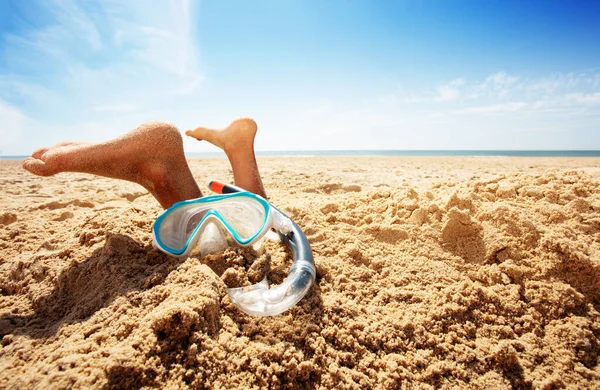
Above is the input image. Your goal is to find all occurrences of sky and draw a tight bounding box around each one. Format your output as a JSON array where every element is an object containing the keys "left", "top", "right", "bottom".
[{"left": 1, "top": 0, "right": 599, "bottom": 155}]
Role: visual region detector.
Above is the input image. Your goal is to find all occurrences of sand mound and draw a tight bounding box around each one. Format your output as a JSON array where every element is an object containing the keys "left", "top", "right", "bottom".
[{"left": 1, "top": 157, "right": 599, "bottom": 389}]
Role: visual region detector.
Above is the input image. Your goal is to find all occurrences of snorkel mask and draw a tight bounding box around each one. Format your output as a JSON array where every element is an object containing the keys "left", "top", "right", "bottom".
[{"left": 152, "top": 181, "right": 316, "bottom": 317}]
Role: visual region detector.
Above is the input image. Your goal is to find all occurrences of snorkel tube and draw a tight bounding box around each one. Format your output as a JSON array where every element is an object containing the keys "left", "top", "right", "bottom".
[{"left": 209, "top": 181, "right": 316, "bottom": 317}]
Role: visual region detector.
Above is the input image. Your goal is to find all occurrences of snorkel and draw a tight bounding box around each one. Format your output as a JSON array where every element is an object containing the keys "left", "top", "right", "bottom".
[{"left": 208, "top": 181, "right": 316, "bottom": 317}]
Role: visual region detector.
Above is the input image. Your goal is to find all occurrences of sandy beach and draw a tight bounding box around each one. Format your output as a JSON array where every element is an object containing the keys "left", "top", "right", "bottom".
[{"left": 1, "top": 156, "right": 599, "bottom": 389}]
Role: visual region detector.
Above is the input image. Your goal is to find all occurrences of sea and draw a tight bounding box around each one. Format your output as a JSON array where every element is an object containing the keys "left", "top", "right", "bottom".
[{"left": 2, "top": 150, "right": 600, "bottom": 160}]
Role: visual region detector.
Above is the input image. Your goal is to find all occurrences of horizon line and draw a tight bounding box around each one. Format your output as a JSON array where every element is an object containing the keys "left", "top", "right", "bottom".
[{"left": 4, "top": 149, "right": 600, "bottom": 160}]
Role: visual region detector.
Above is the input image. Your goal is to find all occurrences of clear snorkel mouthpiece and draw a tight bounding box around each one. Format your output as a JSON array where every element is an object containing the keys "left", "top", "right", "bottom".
[
  {"left": 228, "top": 259, "right": 315, "bottom": 317},
  {"left": 227, "top": 207, "right": 316, "bottom": 316}
]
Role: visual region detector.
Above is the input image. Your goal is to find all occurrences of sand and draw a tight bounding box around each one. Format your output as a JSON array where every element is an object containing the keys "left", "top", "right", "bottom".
[{"left": 1, "top": 156, "right": 599, "bottom": 389}]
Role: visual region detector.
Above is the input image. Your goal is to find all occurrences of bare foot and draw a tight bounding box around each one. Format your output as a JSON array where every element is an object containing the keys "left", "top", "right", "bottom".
[
  {"left": 23, "top": 121, "right": 201, "bottom": 208},
  {"left": 185, "top": 118, "right": 266, "bottom": 198},
  {"left": 185, "top": 118, "right": 258, "bottom": 156},
  {"left": 25, "top": 141, "right": 92, "bottom": 176}
]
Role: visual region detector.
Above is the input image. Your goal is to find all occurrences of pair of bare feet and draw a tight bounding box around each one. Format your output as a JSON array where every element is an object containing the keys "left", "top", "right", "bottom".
[{"left": 22, "top": 118, "right": 266, "bottom": 208}]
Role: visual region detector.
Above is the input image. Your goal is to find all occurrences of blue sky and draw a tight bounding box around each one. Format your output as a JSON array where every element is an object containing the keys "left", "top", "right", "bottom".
[{"left": 1, "top": 0, "right": 599, "bottom": 155}]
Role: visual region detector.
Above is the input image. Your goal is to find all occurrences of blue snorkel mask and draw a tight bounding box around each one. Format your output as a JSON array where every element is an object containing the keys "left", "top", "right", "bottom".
[{"left": 152, "top": 182, "right": 316, "bottom": 317}]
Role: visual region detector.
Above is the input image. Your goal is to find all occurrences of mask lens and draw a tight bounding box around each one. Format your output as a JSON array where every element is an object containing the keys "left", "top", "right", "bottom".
[
  {"left": 210, "top": 197, "right": 267, "bottom": 240},
  {"left": 156, "top": 195, "right": 268, "bottom": 252},
  {"left": 157, "top": 203, "right": 212, "bottom": 252}
]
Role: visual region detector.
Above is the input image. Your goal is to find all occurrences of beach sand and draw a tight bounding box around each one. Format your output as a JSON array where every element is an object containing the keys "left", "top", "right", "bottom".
[{"left": 1, "top": 156, "right": 599, "bottom": 389}]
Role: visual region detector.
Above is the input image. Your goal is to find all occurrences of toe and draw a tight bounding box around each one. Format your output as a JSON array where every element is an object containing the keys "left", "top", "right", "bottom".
[
  {"left": 31, "top": 147, "right": 49, "bottom": 159},
  {"left": 185, "top": 128, "right": 205, "bottom": 140},
  {"left": 22, "top": 158, "right": 54, "bottom": 176}
]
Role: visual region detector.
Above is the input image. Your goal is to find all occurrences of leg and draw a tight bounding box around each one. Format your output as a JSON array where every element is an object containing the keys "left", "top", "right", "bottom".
[
  {"left": 186, "top": 118, "right": 267, "bottom": 198},
  {"left": 22, "top": 121, "right": 201, "bottom": 209}
]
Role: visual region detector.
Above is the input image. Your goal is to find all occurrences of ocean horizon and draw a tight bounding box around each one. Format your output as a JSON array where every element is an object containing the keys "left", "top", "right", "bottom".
[{"left": 3, "top": 150, "right": 600, "bottom": 160}]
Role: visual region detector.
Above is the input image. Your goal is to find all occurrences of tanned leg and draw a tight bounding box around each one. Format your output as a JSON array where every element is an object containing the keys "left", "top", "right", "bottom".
[
  {"left": 185, "top": 118, "right": 267, "bottom": 198},
  {"left": 22, "top": 121, "right": 201, "bottom": 209}
]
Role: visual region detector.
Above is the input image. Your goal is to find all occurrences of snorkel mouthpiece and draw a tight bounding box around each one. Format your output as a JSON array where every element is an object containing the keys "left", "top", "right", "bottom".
[
  {"left": 228, "top": 210, "right": 316, "bottom": 316},
  {"left": 228, "top": 259, "right": 315, "bottom": 317},
  {"left": 208, "top": 181, "right": 316, "bottom": 316}
]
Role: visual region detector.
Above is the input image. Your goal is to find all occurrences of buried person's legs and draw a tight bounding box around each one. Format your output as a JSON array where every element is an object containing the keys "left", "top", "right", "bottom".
[{"left": 23, "top": 118, "right": 266, "bottom": 208}]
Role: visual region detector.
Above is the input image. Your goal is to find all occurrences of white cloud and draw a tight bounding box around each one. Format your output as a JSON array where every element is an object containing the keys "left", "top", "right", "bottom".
[
  {"left": 436, "top": 85, "right": 461, "bottom": 102},
  {"left": 1, "top": 0, "right": 202, "bottom": 131},
  {"left": 455, "top": 102, "right": 528, "bottom": 114},
  {"left": 448, "top": 78, "right": 466, "bottom": 87},
  {"left": 52, "top": 0, "right": 103, "bottom": 50},
  {"left": 435, "top": 78, "right": 465, "bottom": 102},
  {"left": 527, "top": 73, "right": 582, "bottom": 95},
  {"left": 483, "top": 72, "right": 519, "bottom": 88},
  {"left": 388, "top": 71, "right": 600, "bottom": 114},
  {"left": 565, "top": 92, "right": 600, "bottom": 105},
  {"left": 301, "top": 70, "right": 600, "bottom": 150},
  {"left": 476, "top": 72, "right": 519, "bottom": 98}
]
